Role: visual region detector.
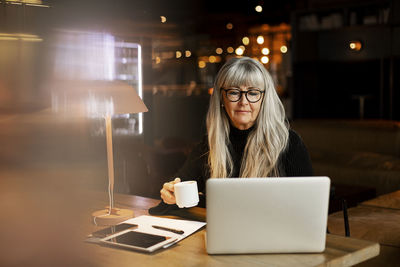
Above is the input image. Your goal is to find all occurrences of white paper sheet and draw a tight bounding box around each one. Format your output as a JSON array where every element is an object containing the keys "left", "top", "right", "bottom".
[{"left": 124, "top": 215, "right": 206, "bottom": 248}]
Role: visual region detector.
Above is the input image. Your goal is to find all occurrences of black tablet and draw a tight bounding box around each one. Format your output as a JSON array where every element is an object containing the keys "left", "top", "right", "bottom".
[
  {"left": 90, "top": 223, "right": 138, "bottom": 238},
  {"left": 100, "top": 230, "right": 177, "bottom": 252}
]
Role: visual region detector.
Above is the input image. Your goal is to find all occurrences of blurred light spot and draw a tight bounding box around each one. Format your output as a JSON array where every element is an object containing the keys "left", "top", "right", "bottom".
[
  {"left": 122, "top": 58, "right": 127, "bottom": 64},
  {"left": 257, "top": 36, "right": 264, "bottom": 44},
  {"left": 239, "top": 45, "right": 245, "bottom": 51},
  {"left": 208, "top": 87, "right": 214, "bottom": 95},
  {"left": 198, "top": 61, "right": 206, "bottom": 68},
  {"left": 0, "top": 36, "right": 18, "bottom": 41},
  {"left": 0, "top": 33, "right": 42, "bottom": 42},
  {"left": 349, "top": 40, "right": 362, "bottom": 51},
  {"left": 176, "top": 51, "right": 182, "bottom": 58},
  {"left": 235, "top": 47, "right": 244, "bottom": 56},
  {"left": 280, "top": 45, "right": 288, "bottom": 53},
  {"left": 8, "top": 1, "right": 22, "bottom": 5},
  {"left": 261, "top": 56, "right": 269, "bottom": 64},
  {"left": 227, "top": 47, "right": 234, "bottom": 53},
  {"left": 209, "top": 55, "right": 216, "bottom": 63},
  {"left": 226, "top": 23, "right": 233, "bottom": 30},
  {"left": 216, "top": 47, "right": 223, "bottom": 54},
  {"left": 21, "top": 37, "right": 43, "bottom": 42},
  {"left": 160, "top": 16, "right": 167, "bottom": 23},
  {"left": 20, "top": 0, "right": 42, "bottom": 4},
  {"left": 53, "top": 31, "right": 115, "bottom": 80},
  {"left": 185, "top": 50, "right": 191, "bottom": 57},
  {"left": 7, "top": 0, "right": 50, "bottom": 7},
  {"left": 242, "top": 37, "right": 249, "bottom": 45},
  {"left": 155, "top": 56, "right": 161, "bottom": 64},
  {"left": 255, "top": 5, "right": 262, "bottom": 12},
  {"left": 215, "top": 56, "right": 222, "bottom": 63},
  {"left": 261, "top": 48, "right": 270, "bottom": 55}
]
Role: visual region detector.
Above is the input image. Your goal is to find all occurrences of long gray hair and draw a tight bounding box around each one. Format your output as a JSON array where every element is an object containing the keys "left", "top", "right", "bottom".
[{"left": 206, "top": 57, "right": 289, "bottom": 178}]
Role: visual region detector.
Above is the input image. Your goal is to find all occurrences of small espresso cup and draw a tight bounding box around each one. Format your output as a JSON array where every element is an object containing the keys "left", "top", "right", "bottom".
[{"left": 174, "top": 180, "right": 199, "bottom": 208}]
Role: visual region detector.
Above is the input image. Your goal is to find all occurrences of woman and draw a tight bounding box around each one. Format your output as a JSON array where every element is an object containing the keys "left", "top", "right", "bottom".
[{"left": 156, "top": 57, "right": 312, "bottom": 209}]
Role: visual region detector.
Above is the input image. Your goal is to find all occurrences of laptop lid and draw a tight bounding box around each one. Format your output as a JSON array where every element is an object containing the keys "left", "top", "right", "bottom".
[{"left": 206, "top": 177, "right": 330, "bottom": 254}]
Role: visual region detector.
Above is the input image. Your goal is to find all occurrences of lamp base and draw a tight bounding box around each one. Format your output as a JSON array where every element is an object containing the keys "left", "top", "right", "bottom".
[{"left": 92, "top": 207, "right": 134, "bottom": 226}]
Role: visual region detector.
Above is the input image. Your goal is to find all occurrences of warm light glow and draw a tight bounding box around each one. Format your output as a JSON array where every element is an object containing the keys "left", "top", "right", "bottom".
[
  {"left": 26, "top": 3, "right": 50, "bottom": 7},
  {"left": 257, "top": 36, "right": 264, "bottom": 45},
  {"left": 226, "top": 23, "right": 233, "bottom": 30},
  {"left": 160, "top": 16, "right": 167, "bottom": 23},
  {"left": 198, "top": 61, "right": 206, "bottom": 68},
  {"left": 280, "top": 45, "right": 288, "bottom": 53},
  {"left": 7, "top": 0, "right": 49, "bottom": 7},
  {"left": 185, "top": 50, "right": 191, "bottom": 57},
  {"left": 0, "top": 33, "right": 42, "bottom": 42},
  {"left": 6, "top": 0, "right": 50, "bottom": 7},
  {"left": 261, "top": 56, "right": 269, "bottom": 64},
  {"left": 239, "top": 45, "right": 245, "bottom": 51},
  {"left": 13, "top": 0, "right": 43, "bottom": 4},
  {"left": 216, "top": 48, "right": 223, "bottom": 54},
  {"left": 208, "top": 88, "right": 214, "bottom": 95},
  {"left": 242, "top": 37, "right": 250, "bottom": 45},
  {"left": 252, "top": 57, "right": 259, "bottom": 62},
  {"left": 155, "top": 56, "right": 161, "bottom": 64},
  {"left": 235, "top": 47, "right": 244, "bottom": 56},
  {"left": 209, "top": 55, "right": 216, "bottom": 63},
  {"left": 255, "top": 5, "right": 263, "bottom": 12},
  {"left": 227, "top": 47, "right": 234, "bottom": 53},
  {"left": 262, "top": 48, "right": 270, "bottom": 55},
  {"left": 349, "top": 40, "right": 362, "bottom": 51},
  {"left": 21, "top": 37, "right": 43, "bottom": 42},
  {"left": 0, "top": 36, "right": 18, "bottom": 41},
  {"left": 176, "top": 51, "right": 182, "bottom": 58}
]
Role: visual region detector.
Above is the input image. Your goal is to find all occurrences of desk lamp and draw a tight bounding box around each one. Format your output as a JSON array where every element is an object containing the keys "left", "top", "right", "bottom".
[
  {"left": 87, "top": 81, "right": 148, "bottom": 225},
  {"left": 51, "top": 80, "right": 148, "bottom": 225}
]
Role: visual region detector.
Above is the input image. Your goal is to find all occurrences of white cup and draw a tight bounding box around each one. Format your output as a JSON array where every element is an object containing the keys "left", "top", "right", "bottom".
[{"left": 174, "top": 180, "right": 199, "bottom": 208}]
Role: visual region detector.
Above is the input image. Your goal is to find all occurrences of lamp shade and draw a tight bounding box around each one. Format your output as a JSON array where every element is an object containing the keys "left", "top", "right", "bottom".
[{"left": 51, "top": 80, "right": 148, "bottom": 117}]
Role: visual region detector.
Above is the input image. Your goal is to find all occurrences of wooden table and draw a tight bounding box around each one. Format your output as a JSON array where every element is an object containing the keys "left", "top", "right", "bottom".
[
  {"left": 328, "top": 190, "right": 400, "bottom": 266},
  {"left": 360, "top": 190, "right": 400, "bottom": 210},
  {"left": 83, "top": 193, "right": 379, "bottom": 267}
]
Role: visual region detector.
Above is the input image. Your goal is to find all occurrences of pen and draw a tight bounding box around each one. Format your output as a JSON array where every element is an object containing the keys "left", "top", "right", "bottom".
[{"left": 152, "top": 225, "right": 185, "bottom": 235}]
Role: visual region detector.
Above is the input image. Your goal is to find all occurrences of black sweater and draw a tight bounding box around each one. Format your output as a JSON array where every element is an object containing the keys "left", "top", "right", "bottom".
[{"left": 149, "top": 127, "right": 313, "bottom": 213}]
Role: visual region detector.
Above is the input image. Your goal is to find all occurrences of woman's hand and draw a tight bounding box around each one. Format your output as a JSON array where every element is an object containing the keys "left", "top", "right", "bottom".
[{"left": 160, "top": 177, "right": 181, "bottom": 204}]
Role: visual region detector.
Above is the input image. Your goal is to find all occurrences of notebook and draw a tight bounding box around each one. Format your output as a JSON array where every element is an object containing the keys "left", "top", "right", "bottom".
[{"left": 206, "top": 176, "right": 330, "bottom": 254}]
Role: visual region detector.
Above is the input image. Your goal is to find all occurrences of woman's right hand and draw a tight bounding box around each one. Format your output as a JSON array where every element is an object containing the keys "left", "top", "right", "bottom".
[{"left": 160, "top": 177, "right": 181, "bottom": 204}]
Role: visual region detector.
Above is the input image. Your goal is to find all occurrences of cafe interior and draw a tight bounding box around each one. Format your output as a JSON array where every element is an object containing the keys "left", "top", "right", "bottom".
[{"left": 0, "top": 0, "right": 399, "bottom": 266}]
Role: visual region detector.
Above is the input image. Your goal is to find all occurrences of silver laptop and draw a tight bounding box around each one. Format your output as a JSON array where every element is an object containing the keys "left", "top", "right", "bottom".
[{"left": 206, "top": 176, "right": 330, "bottom": 254}]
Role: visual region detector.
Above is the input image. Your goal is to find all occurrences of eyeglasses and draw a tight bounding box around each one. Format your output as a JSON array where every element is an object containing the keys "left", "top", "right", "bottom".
[{"left": 222, "top": 88, "right": 264, "bottom": 103}]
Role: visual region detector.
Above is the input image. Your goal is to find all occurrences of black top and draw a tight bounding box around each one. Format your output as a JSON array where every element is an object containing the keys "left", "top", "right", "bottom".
[{"left": 149, "top": 127, "right": 313, "bottom": 213}]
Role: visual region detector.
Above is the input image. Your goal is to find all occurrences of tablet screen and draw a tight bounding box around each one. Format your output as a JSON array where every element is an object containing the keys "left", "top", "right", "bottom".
[{"left": 107, "top": 231, "right": 167, "bottom": 248}]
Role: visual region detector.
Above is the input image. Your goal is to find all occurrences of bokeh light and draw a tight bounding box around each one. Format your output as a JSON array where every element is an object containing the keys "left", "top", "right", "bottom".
[
  {"left": 261, "top": 56, "right": 269, "bottom": 64},
  {"left": 262, "top": 48, "right": 270, "bottom": 55}
]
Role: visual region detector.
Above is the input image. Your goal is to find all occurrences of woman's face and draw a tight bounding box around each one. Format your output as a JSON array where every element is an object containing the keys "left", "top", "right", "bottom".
[{"left": 222, "top": 85, "right": 263, "bottom": 130}]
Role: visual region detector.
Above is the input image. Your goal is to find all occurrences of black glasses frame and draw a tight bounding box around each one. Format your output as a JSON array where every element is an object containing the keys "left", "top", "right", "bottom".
[{"left": 222, "top": 88, "right": 265, "bottom": 103}]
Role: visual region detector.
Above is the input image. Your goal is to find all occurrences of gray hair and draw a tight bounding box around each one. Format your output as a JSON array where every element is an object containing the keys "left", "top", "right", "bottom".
[{"left": 206, "top": 57, "right": 289, "bottom": 178}]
